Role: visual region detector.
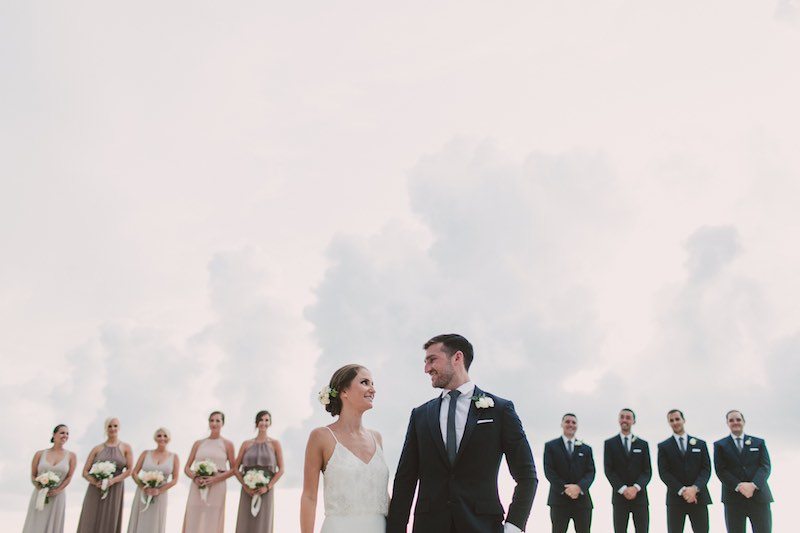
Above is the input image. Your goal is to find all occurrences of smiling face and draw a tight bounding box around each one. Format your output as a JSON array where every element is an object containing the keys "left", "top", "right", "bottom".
[
  {"left": 208, "top": 413, "right": 224, "bottom": 432},
  {"left": 618, "top": 410, "right": 635, "bottom": 434},
  {"left": 726, "top": 410, "right": 745, "bottom": 436},
  {"left": 154, "top": 429, "right": 170, "bottom": 447},
  {"left": 53, "top": 425, "right": 69, "bottom": 445},
  {"left": 340, "top": 368, "right": 376, "bottom": 413},
  {"left": 668, "top": 410, "right": 685, "bottom": 435},
  {"left": 106, "top": 418, "right": 120, "bottom": 439},
  {"left": 424, "top": 342, "right": 459, "bottom": 389},
  {"left": 561, "top": 415, "right": 578, "bottom": 439},
  {"left": 256, "top": 412, "right": 271, "bottom": 431}
]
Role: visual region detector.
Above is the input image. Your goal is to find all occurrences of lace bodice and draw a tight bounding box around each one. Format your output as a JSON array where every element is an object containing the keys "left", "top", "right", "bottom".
[{"left": 322, "top": 429, "right": 389, "bottom": 517}]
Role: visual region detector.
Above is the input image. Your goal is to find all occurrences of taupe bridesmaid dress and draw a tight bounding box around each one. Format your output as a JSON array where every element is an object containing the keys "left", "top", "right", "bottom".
[
  {"left": 234, "top": 440, "right": 277, "bottom": 533},
  {"left": 126, "top": 451, "right": 175, "bottom": 533},
  {"left": 76, "top": 444, "right": 126, "bottom": 533},
  {"left": 21, "top": 450, "right": 70, "bottom": 533}
]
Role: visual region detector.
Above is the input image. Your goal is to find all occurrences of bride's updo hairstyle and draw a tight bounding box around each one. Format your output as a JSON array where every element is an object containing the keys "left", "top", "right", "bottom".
[{"left": 325, "top": 364, "right": 365, "bottom": 417}]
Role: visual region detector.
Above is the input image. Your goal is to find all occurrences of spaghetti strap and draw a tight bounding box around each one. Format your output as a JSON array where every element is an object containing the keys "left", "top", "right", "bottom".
[{"left": 325, "top": 426, "right": 339, "bottom": 443}]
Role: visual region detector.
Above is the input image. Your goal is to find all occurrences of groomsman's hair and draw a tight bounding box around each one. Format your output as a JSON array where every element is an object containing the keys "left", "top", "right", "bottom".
[
  {"left": 562, "top": 413, "right": 577, "bottom": 421},
  {"left": 620, "top": 408, "right": 636, "bottom": 421},
  {"left": 667, "top": 409, "right": 685, "bottom": 420},
  {"left": 424, "top": 334, "right": 474, "bottom": 370},
  {"left": 725, "top": 409, "right": 745, "bottom": 421}
]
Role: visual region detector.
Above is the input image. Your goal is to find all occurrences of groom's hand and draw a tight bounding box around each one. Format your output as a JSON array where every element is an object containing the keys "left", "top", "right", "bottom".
[{"left": 563, "top": 484, "right": 581, "bottom": 499}]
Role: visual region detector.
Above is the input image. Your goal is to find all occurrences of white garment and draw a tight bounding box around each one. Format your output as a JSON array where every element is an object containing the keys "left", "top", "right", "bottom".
[
  {"left": 320, "top": 428, "right": 389, "bottom": 533},
  {"left": 438, "top": 381, "right": 475, "bottom": 450}
]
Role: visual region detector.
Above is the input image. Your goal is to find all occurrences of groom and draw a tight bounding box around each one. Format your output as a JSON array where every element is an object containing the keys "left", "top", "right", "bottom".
[{"left": 387, "top": 334, "right": 538, "bottom": 532}]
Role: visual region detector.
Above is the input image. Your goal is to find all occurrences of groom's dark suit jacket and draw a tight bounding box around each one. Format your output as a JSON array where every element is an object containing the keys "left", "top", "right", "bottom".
[
  {"left": 386, "top": 387, "right": 538, "bottom": 533},
  {"left": 656, "top": 435, "right": 712, "bottom": 506},
  {"left": 713, "top": 435, "right": 773, "bottom": 505},
  {"left": 603, "top": 435, "right": 652, "bottom": 506}
]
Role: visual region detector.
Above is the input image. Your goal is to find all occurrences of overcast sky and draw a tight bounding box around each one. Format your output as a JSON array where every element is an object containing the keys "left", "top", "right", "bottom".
[{"left": 2, "top": 1, "right": 799, "bottom": 531}]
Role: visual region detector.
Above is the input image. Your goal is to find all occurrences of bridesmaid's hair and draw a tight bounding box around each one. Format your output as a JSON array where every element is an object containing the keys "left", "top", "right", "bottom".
[
  {"left": 153, "top": 427, "right": 171, "bottom": 441},
  {"left": 209, "top": 411, "right": 226, "bottom": 424},
  {"left": 254, "top": 410, "right": 272, "bottom": 428},
  {"left": 326, "top": 364, "right": 366, "bottom": 417},
  {"left": 103, "top": 417, "right": 119, "bottom": 437},
  {"left": 50, "top": 424, "right": 67, "bottom": 443}
]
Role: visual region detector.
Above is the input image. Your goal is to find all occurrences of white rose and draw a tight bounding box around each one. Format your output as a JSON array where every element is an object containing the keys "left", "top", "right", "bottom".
[
  {"left": 475, "top": 396, "right": 494, "bottom": 408},
  {"left": 689, "top": 438, "right": 697, "bottom": 445}
]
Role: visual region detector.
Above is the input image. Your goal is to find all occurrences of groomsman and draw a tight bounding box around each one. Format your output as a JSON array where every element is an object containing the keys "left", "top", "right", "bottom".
[
  {"left": 544, "top": 413, "right": 595, "bottom": 533},
  {"left": 604, "top": 408, "right": 651, "bottom": 533},
  {"left": 657, "top": 409, "right": 711, "bottom": 533},
  {"left": 713, "top": 410, "right": 773, "bottom": 533}
]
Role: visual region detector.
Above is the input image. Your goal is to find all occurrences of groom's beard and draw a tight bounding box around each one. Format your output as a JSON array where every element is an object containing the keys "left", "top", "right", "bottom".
[{"left": 429, "top": 367, "right": 455, "bottom": 388}]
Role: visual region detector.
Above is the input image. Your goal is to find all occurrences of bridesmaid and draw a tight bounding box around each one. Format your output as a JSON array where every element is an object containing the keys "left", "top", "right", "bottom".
[
  {"left": 182, "top": 411, "right": 237, "bottom": 533},
  {"left": 126, "top": 427, "right": 180, "bottom": 533},
  {"left": 233, "top": 410, "right": 285, "bottom": 533},
  {"left": 22, "top": 424, "right": 77, "bottom": 533},
  {"left": 76, "top": 417, "right": 134, "bottom": 533}
]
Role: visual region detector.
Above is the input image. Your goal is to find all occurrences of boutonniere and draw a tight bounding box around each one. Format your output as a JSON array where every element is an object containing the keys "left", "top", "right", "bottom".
[
  {"left": 631, "top": 435, "right": 638, "bottom": 443},
  {"left": 574, "top": 440, "right": 584, "bottom": 447},
  {"left": 745, "top": 439, "right": 752, "bottom": 446},
  {"left": 471, "top": 393, "right": 494, "bottom": 409},
  {"left": 689, "top": 438, "right": 697, "bottom": 446}
]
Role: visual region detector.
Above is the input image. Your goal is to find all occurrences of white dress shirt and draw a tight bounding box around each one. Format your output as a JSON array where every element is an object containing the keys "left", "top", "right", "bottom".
[
  {"left": 438, "top": 382, "right": 521, "bottom": 533},
  {"left": 673, "top": 433, "right": 690, "bottom": 495},
  {"left": 438, "top": 381, "right": 475, "bottom": 449}
]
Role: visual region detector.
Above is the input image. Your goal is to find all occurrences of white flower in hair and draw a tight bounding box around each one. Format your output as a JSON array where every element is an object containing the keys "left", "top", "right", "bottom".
[{"left": 318, "top": 386, "right": 338, "bottom": 406}]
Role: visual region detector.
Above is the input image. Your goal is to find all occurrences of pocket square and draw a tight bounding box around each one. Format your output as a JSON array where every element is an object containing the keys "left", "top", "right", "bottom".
[
  {"left": 476, "top": 419, "right": 494, "bottom": 424},
  {"left": 632, "top": 449, "right": 642, "bottom": 453},
  {"left": 691, "top": 449, "right": 701, "bottom": 452},
  {"left": 578, "top": 453, "right": 584, "bottom": 457},
  {"left": 749, "top": 448, "right": 759, "bottom": 451}
]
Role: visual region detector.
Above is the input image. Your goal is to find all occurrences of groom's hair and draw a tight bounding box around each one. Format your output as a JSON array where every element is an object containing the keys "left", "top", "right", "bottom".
[{"left": 424, "top": 334, "right": 474, "bottom": 370}]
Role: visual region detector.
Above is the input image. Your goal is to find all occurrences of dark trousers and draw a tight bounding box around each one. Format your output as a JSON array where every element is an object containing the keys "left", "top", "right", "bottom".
[
  {"left": 613, "top": 503, "right": 649, "bottom": 533},
  {"left": 724, "top": 502, "right": 772, "bottom": 533},
  {"left": 667, "top": 504, "right": 709, "bottom": 533},
  {"left": 550, "top": 506, "right": 591, "bottom": 533}
]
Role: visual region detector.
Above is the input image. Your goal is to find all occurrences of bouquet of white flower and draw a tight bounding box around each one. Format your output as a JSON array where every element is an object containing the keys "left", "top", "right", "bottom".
[
  {"left": 190, "top": 460, "right": 218, "bottom": 503},
  {"left": 89, "top": 461, "right": 117, "bottom": 500},
  {"left": 243, "top": 469, "right": 272, "bottom": 517},
  {"left": 34, "top": 471, "right": 61, "bottom": 511},
  {"left": 138, "top": 470, "right": 166, "bottom": 512}
]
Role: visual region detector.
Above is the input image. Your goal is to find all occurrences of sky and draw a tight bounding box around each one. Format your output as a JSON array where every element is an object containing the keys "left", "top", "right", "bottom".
[{"left": 2, "top": 0, "right": 799, "bottom": 531}]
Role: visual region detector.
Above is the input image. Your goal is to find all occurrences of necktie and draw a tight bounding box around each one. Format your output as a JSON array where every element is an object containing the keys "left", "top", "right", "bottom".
[
  {"left": 736, "top": 437, "right": 743, "bottom": 453},
  {"left": 624, "top": 436, "right": 629, "bottom": 455},
  {"left": 446, "top": 390, "right": 461, "bottom": 464},
  {"left": 568, "top": 440, "right": 574, "bottom": 456},
  {"left": 679, "top": 436, "right": 686, "bottom": 455}
]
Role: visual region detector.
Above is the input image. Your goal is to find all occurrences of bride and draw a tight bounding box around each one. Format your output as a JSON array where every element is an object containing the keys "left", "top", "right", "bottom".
[{"left": 301, "top": 364, "right": 389, "bottom": 533}]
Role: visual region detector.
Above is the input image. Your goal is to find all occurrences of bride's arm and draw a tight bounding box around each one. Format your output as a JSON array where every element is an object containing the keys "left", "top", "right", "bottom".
[{"left": 300, "top": 429, "right": 327, "bottom": 533}]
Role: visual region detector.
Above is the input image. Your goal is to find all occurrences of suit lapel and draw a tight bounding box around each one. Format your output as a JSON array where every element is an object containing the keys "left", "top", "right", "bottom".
[
  {"left": 426, "top": 397, "right": 449, "bottom": 467},
  {"left": 454, "top": 386, "right": 480, "bottom": 466}
]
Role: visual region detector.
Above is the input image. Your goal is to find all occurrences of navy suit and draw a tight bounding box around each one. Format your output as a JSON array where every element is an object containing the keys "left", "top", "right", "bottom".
[
  {"left": 713, "top": 435, "right": 773, "bottom": 533},
  {"left": 657, "top": 435, "right": 711, "bottom": 532},
  {"left": 387, "top": 388, "right": 538, "bottom": 533},
  {"left": 604, "top": 435, "right": 652, "bottom": 533},
  {"left": 544, "top": 437, "right": 595, "bottom": 533}
]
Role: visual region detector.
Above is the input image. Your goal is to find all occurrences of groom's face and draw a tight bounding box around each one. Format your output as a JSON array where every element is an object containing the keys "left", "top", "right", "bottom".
[{"left": 424, "top": 342, "right": 457, "bottom": 389}]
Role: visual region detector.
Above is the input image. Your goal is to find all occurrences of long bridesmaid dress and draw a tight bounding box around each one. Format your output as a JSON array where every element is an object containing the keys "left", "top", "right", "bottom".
[
  {"left": 234, "top": 441, "right": 277, "bottom": 533},
  {"left": 126, "top": 451, "right": 175, "bottom": 533},
  {"left": 76, "top": 444, "right": 126, "bottom": 533},
  {"left": 182, "top": 438, "right": 228, "bottom": 533},
  {"left": 21, "top": 450, "right": 70, "bottom": 533}
]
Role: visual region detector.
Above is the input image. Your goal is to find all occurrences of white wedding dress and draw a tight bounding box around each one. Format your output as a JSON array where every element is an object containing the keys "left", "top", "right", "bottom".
[{"left": 320, "top": 428, "right": 389, "bottom": 533}]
